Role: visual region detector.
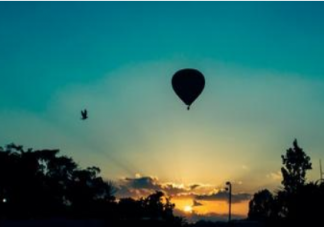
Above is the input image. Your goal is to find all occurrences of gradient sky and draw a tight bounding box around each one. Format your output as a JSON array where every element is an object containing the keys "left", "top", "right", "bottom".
[{"left": 1, "top": 2, "right": 324, "bottom": 220}]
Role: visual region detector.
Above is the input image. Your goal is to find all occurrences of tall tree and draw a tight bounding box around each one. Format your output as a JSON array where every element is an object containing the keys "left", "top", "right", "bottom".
[{"left": 281, "top": 139, "right": 312, "bottom": 193}]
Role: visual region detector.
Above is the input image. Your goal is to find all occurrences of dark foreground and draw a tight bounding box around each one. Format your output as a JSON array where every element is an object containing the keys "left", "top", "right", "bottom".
[{"left": 0, "top": 219, "right": 265, "bottom": 227}]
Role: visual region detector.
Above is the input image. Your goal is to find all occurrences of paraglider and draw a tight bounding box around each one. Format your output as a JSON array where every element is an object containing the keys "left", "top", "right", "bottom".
[{"left": 171, "top": 68, "right": 205, "bottom": 110}]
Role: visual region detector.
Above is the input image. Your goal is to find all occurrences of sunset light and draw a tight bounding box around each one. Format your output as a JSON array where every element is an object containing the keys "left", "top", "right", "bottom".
[
  {"left": 1, "top": 1, "right": 324, "bottom": 226},
  {"left": 184, "top": 205, "right": 193, "bottom": 213}
]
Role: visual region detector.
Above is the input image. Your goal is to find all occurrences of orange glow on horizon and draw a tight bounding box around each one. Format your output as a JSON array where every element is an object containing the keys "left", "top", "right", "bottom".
[{"left": 172, "top": 197, "right": 249, "bottom": 218}]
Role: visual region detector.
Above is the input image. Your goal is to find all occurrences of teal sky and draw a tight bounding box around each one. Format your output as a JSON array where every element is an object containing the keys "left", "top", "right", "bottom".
[
  {"left": 1, "top": 2, "right": 324, "bottom": 111},
  {"left": 1, "top": 2, "right": 324, "bottom": 215}
]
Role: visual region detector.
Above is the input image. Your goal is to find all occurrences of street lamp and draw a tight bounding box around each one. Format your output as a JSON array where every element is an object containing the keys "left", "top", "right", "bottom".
[{"left": 225, "top": 181, "right": 232, "bottom": 222}]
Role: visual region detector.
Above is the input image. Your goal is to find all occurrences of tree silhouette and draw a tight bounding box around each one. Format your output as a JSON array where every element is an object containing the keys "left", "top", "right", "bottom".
[
  {"left": 247, "top": 139, "right": 324, "bottom": 227},
  {"left": 0, "top": 143, "right": 116, "bottom": 219},
  {"left": 115, "top": 191, "right": 187, "bottom": 226},
  {"left": 248, "top": 189, "right": 274, "bottom": 221},
  {"left": 0, "top": 143, "right": 185, "bottom": 226},
  {"left": 274, "top": 139, "right": 313, "bottom": 223},
  {"left": 118, "top": 197, "right": 144, "bottom": 219},
  {"left": 281, "top": 139, "right": 312, "bottom": 193}
]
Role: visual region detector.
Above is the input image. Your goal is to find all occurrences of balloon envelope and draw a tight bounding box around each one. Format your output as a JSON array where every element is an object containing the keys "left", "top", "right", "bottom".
[{"left": 172, "top": 68, "right": 205, "bottom": 110}]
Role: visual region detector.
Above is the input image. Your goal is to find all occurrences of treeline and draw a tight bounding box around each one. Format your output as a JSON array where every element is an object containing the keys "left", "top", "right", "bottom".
[
  {"left": 0, "top": 144, "right": 185, "bottom": 226},
  {"left": 248, "top": 140, "right": 324, "bottom": 226},
  {"left": 1, "top": 140, "right": 324, "bottom": 227}
]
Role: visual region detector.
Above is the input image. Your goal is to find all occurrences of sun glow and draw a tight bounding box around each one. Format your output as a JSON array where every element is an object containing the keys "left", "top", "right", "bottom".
[{"left": 184, "top": 205, "right": 193, "bottom": 213}]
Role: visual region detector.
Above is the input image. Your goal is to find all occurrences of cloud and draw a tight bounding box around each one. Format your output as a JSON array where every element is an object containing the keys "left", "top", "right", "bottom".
[
  {"left": 195, "top": 191, "right": 251, "bottom": 204},
  {"left": 162, "top": 183, "right": 188, "bottom": 196},
  {"left": 115, "top": 175, "right": 237, "bottom": 201},
  {"left": 125, "top": 176, "right": 160, "bottom": 190},
  {"left": 116, "top": 175, "right": 196, "bottom": 198},
  {"left": 116, "top": 175, "right": 160, "bottom": 198},
  {"left": 190, "top": 184, "right": 200, "bottom": 190},
  {"left": 115, "top": 174, "right": 252, "bottom": 213}
]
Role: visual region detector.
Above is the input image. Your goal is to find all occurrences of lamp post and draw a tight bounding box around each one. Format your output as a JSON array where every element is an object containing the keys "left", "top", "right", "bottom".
[{"left": 225, "top": 181, "right": 232, "bottom": 222}]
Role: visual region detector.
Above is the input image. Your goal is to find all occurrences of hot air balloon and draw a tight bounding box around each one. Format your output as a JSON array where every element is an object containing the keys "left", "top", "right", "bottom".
[{"left": 172, "top": 68, "right": 205, "bottom": 110}]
